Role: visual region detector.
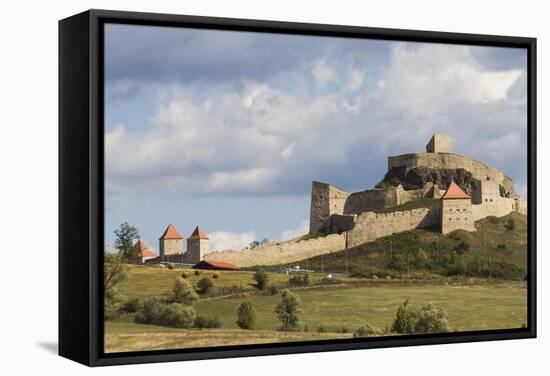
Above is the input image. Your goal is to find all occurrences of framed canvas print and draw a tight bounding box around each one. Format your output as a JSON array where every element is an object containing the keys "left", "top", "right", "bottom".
[{"left": 59, "top": 9, "right": 536, "bottom": 366}]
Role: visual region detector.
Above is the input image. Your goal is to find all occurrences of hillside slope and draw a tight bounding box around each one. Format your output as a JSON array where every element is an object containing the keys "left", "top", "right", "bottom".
[{"left": 258, "top": 212, "right": 527, "bottom": 280}]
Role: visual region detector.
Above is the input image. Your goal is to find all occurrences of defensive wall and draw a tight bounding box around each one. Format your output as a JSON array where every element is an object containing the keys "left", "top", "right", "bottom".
[
  {"left": 204, "top": 233, "right": 346, "bottom": 267},
  {"left": 345, "top": 207, "right": 441, "bottom": 248}
]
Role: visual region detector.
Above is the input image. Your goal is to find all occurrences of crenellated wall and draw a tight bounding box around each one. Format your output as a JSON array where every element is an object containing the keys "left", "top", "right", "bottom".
[
  {"left": 204, "top": 233, "right": 346, "bottom": 267},
  {"left": 346, "top": 207, "right": 441, "bottom": 248}
]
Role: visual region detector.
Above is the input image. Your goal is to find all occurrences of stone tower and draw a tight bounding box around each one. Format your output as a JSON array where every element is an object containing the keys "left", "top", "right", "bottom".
[
  {"left": 159, "top": 224, "right": 183, "bottom": 258},
  {"left": 426, "top": 133, "right": 452, "bottom": 153},
  {"left": 186, "top": 225, "right": 209, "bottom": 264},
  {"left": 309, "top": 181, "right": 349, "bottom": 234},
  {"left": 440, "top": 181, "right": 475, "bottom": 235}
]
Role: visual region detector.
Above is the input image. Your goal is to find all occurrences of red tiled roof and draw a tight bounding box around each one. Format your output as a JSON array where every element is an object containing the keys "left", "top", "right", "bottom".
[
  {"left": 441, "top": 181, "right": 471, "bottom": 200},
  {"left": 201, "top": 260, "right": 239, "bottom": 270},
  {"left": 159, "top": 224, "right": 183, "bottom": 240},
  {"left": 134, "top": 240, "right": 156, "bottom": 258},
  {"left": 187, "top": 225, "right": 209, "bottom": 240}
]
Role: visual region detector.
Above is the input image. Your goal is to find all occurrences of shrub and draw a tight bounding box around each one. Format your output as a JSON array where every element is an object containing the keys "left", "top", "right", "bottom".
[
  {"left": 173, "top": 277, "right": 199, "bottom": 305},
  {"left": 197, "top": 277, "right": 214, "bottom": 294},
  {"left": 454, "top": 241, "right": 470, "bottom": 255},
  {"left": 289, "top": 274, "right": 310, "bottom": 286},
  {"left": 496, "top": 244, "right": 507, "bottom": 252},
  {"left": 353, "top": 323, "right": 380, "bottom": 338},
  {"left": 268, "top": 285, "right": 280, "bottom": 296},
  {"left": 195, "top": 315, "right": 222, "bottom": 329},
  {"left": 123, "top": 298, "right": 142, "bottom": 313},
  {"left": 236, "top": 301, "right": 257, "bottom": 329},
  {"left": 135, "top": 298, "right": 196, "bottom": 328},
  {"left": 415, "top": 304, "right": 451, "bottom": 333},
  {"left": 212, "top": 272, "right": 220, "bottom": 279},
  {"left": 316, "top": 325, "right": 327, "bottom": 333},
  {"left": 275, "top": 289, "right": 302, "bottom": 331},
  {"left": 194, "top": 270, "right": 202, "bottom": 276},
  {"left": 339, "top": 327, "right": 349, "bottom": 334},
  {"left": 167, "top": 263, "right": 176, "bottom": 270},
  {"left": 391, "top": 300, "right": 417, "bottom": 334},
  {"left": 504, "top": 218, "right": 516, "bottom": 231},
  {"left": 181, "top": 271, "right": 190, "bottom": 279},
  {"left": 253, "top": 270, "right": 269, "bottom": 290},
  {"left": 319, "top": 277, "right": 339, "bottom": 285}
]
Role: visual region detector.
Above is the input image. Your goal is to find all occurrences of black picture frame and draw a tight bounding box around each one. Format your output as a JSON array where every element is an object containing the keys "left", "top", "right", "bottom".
[{"left": 59, "top": 9, "right": 537, "bottom": 367}]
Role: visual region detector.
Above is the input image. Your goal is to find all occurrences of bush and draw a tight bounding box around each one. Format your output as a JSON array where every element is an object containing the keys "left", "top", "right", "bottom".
[
  {"left": 123, "top": 298, "right": 142, "bottom": 313},
  {"left": 454, "top": 241, "right": 470, "bottom": 255},
  {"left": 504, "top": 218, "right": 516, "bottom": 231},
  {"left": 212, "top": 272, "right": 220, "bottom": 279},
  {"left": 236, "top": 301, "right": 257, "bottom": 329},
  {"left": 415, "top": 304, "right": 451, "bottom": 334},
  {"left": 197, "top": 277, "right": 214, "bottom": 294},
  {"left": 181, "top": 271, "right": 190, "bottom": 279},
  {"left": 288, "top": 274, "right": 310, "bottom": 286},
  {"left": 167, "top": 263, "right": 176, "bottom": 270},
  {"left": 194, "top": 270, "right": 202, "bottom": 276},
  {"left": 496, "top": 244, "right": 507, "bottom": 252},
  {"left": 253, "top": 270, "right": 269, "bottom": 290},
  {"left": 319, "top": 277, "right": 339, "bottom": 285},
  {"left": 173, "top": 277, "right": 199, "bottom": 305},
  {"left": 135, "top": 298, "right": 196, "bottom": 328},
  {"left": 317, "top": 325, "right": 326, "bottom": 333},
  {"left": 195, "top": 315, "right": 222, "bottom": 329},
  {"left": 353, "top": 323, "right": 380, "bottom": 338},
  {"left": 339, "top": 327, "right": 349, "bottom": 334},
  {"left": 275, "top": 289, "right": 302, "bottom": 331},
  {"left": 268, "top": 285, "right": 280, "bottom": 296},
  {"left": 391, "top": 300, "right": 417, "bottom": 334}
]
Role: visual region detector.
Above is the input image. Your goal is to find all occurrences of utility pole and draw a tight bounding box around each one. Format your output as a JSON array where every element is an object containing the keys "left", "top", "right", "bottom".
[{"left": 345, "top": 247, "right": 349, "bottom": 275}]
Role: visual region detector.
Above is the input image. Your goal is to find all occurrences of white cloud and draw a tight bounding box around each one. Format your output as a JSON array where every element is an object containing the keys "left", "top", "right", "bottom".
[
  {"left": 208, "top": 230, "right": 256, "bottom": 252},
  {"left": 105, "top": 43, "right": 527, "bottom": 206},
  {"left": 280, "top": 220, "right": 309, "bottom": 241},
  {"left": 311, "top": 60, "right": 337, "bottom": 84}
]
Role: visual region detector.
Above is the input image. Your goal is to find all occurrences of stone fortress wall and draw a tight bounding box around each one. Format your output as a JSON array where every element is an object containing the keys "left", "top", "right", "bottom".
[
  {"left": 204, "top": 233, "right": 346, "bottom": 267},
  {"left": 345, "top": 207, "right": 440, "bottom": 248}
]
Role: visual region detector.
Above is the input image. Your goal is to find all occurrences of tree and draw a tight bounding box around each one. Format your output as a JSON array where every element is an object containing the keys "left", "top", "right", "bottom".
[
  {"left": 104, "top": 252, "right": 128, "bottom": 300},
  {"left": 391, "top": 299, "right": 417, "bottom": 334},
  {"left": 275, "top": 289, "right": 302, "bottom": 331},
  {"left": 253, "top": 270, "right": 269, "bottom": 290},
  {"left": 236, "top": 301, "right": 257, "bottom": 329},
  {"left": 173, "top": 277, "right": 199, "bottom": 305},
  {"left": 114, "top": 222, "right": 140, "bottom": 260},
  {"left": 104, "top": 252, "right": 128, "bottom": 320},
  {"left": 197, "top": 277, "right": 214, "bottom": 294}
]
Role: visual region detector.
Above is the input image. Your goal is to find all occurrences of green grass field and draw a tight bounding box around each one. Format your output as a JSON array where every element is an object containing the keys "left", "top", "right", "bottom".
[{"left": 106, "top": 275, "right": 527, "bottom": 353}]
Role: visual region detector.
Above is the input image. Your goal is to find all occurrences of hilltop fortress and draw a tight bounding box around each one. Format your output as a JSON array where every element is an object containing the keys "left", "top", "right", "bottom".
[{"left": 201, "top": 134, "right": 527, "bottom": 267}]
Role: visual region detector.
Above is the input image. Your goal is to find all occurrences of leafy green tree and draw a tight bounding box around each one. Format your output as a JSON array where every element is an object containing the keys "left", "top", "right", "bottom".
[
  {"left": 236, "top": 301, "right": 257, "bottom": 329},
  {"left": 253, "top": 270, "right": 269, "bottom": 290},
  {"left": 391, "top": 299, "right": 417, "bottom": 334},
  {"left": 275, "top": 289, "right": 302, "bottom": 331},
  {"left": 173, "top": 277, "right": 199, "bottom": 305},
  {"left": 113, "top": 222, "right": 140, "bottom": 259},
  {"left": 197, "top": 277, "right": 214, "bottom": 294}
]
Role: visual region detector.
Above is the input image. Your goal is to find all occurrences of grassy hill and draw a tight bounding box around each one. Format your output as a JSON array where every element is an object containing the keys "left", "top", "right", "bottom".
[{"left": 255, "top": 212, "right": 527, "bottom": 280}]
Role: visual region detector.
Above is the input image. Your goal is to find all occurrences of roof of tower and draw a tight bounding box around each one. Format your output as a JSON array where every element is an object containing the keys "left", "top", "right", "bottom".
[
  {"left": 134, "top": 240, "right": 156, "bottom": 258},
  {"left": 441, "top": 181, "right": 471, "bottom": 200},
  {"left": 159, "top": 224, "right": 183, "bottom": 240},
  {"left": 187, "top": 225, "right": 209, "bottom": 240}
]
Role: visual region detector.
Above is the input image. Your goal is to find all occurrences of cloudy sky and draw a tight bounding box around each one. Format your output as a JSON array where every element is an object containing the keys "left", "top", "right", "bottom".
[{"left": 104, "top": 23, "right": 527, "bottom": 253}]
